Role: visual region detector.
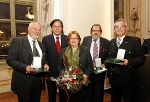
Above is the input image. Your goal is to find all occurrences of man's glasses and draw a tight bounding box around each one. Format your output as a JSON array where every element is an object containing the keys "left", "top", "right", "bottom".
[
  {"left": 91, "top": 30, "right": 101, "bottom": 32},
  {"left": 114, "top": 25, "right": 126, "bottom": 29}
]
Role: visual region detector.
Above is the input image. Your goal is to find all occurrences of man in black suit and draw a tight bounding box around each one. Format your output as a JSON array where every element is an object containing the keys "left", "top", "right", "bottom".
[
  {"left": 42, "top": 19, "right": 68, "bottom": 102},
  {"left": 107, "top": 19, "right": 144, "bottom": 102},
  {"left": 6, "top": 22, "right": 49, "bottom": 102},
  {"left": 142, "top": 38, "right": 150, "bottom": 54},
  {"left": 81, "top": 24, "right": 110, "bottom": 102}
]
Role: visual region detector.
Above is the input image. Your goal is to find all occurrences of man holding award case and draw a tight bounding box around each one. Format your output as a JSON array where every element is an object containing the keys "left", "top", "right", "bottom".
[
  {"left": 6, "top": 22, "right": 49, "bottom": 102},
  {"left": 82, "top": 24, "right": 110, "bottom": 102},
  {"left": 106, "top": 19, "right": 145, "bottom": 102}
]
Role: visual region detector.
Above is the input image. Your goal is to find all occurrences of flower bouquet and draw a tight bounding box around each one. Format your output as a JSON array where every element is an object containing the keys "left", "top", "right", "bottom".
[{"left": 51, "top": 66, "right": 88, "bottom": 93}]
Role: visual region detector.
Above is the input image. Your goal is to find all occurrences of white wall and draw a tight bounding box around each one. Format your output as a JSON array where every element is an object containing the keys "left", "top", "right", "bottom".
[{"left": 62, "top": 0, "right": 113, "bottom": 40}]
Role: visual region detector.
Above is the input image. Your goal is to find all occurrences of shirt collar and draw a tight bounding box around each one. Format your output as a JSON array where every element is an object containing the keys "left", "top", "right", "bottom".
[
  {"left": 117, "top": 35, "right": 125, "bottom": 41},
  {"left": 53, "top": 34, "right": 61, "bottom": 39},
  {"left": 92, "top": 37, "right": 100, "bottom": 43}
]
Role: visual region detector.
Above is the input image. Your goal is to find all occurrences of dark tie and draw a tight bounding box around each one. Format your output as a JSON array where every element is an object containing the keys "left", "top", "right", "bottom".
[
  {"left": 116, "top": 38, "right": 121, "bottom": 47},
  {"left": 93, "top": 40, "right": 98, "bottom": 60},
  {"left": 56, "top": 37, "right": 61, "bottom": 53},
  {"left": 33, "top": 40, "right": 40, "bottom": 57}
]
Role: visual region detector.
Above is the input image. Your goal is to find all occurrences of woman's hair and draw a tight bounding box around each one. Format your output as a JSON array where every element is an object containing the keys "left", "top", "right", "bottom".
[{"left": 67, "top": 31, "right": 81, "bottom": 45}]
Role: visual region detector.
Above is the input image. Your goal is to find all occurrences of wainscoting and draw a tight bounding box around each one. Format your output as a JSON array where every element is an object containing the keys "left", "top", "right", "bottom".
[{"left": 0, "top": 65, "right": 12, "bottom": 93}]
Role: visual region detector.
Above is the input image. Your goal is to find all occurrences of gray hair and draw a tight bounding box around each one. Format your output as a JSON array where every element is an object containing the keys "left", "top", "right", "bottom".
[
  {"left": 28, "top": 22, "right": 40, "bottom": 31},
  {"left": 114, "top": 19, "right": 127, "bottom": 27}
]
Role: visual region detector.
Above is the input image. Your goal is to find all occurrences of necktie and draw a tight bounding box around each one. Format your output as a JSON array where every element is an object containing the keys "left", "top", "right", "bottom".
[
  {"left": 116, "top": 38, "right": 121, "bottom": 47},
  {"left": 93, "top": 40, "right": 98, "bottom": 61},
  {"left": 33, "top": 40, "right": 40, "bottom": 57},
  {"left": 56, "top": 37, "right": 61, "bottom": 53}
]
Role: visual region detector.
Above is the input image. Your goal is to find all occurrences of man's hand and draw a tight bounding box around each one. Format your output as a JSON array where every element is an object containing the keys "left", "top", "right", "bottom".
[
  {"left": 120, "top": 59, "right": 128, "bottom": 66},
  {"left": 44, "top": 64, "right": 49, "bottom": 71},
  {"left": 26, "top": 65, "right": 32, "bottom": 73},
  {"left": 82, "top": 74, "right": 89, "bottom": 84}
]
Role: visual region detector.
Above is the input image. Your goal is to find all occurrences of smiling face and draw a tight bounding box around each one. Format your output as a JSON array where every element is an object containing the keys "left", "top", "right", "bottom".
[
  {"left": 114, "top": 21, "right": 127, "bottom": 38},
  {"left": 28, "top": 23, "right": 41, "bottom": 40},
  {"left": 68, "top": 31, "right": 81, "bottom": 48},
  {"left": 51, "top": 21, "right": 63, "bottom": 36},
  {"left": 69, "top": 34, "right": 80, "bottom": 47}
]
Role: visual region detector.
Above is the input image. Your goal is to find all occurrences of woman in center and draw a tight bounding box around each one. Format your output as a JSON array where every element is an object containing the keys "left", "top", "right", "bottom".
[{"left": 58, "top": 31, "right": 93, "bottom": 102}]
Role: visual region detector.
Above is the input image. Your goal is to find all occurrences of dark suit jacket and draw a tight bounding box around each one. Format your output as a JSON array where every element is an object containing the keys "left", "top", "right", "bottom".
[
  {"left": 81, "top": 36, "right": 110, "bottom": 64},
  {"left": 107, "top": 36, "right": 145, "bottom": 79},
  {"left": 81, "top": 36, "right": 110, "bottom": 102},
  {"left": 6, "top": 36, "right": 46, "bottom": 95},
  {"left": 109, "top": 36, "right": 144, "bottom": 67},
  {"left": 57, "top": 46, "right": 93, "bottom": 75},
  {"left": 42, "top": 34, "right": 68, "bottom": 77},
  {"left": 142, "top": 38, "right": 150, "bottom": 54}
]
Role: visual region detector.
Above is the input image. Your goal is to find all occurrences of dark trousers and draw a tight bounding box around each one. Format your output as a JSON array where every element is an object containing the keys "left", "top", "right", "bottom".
[
  {"left": 59, "top": 88, "right": 68, "bottom": 102},
  {"left": 110, "top": 73, "right": 136, "bottom": 102},
  {"left": 47, "top": 80, "right": 57, "bottom": 102},
  {"left": 59, "top": 86, "right": 88, "bottom": 102},
  {"left": 87, "top": 72, "right": 106, "bottom": 102},
  {"left": 17, "top": 76, "right": 43, "bottom": 102}
]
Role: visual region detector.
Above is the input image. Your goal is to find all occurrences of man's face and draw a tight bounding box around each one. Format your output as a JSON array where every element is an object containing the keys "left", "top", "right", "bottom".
[
  {"left": 28, "top": 24, "right": 41, "bottom": 40},
  {"left": 114, "top": 21, "right": 127, "bottom": 37},
  {"left": 91, "top": 26, "right": 101, "bottom": 40},
  {"left": 52, "top": 21, "right": 63, "bottom": 36}
]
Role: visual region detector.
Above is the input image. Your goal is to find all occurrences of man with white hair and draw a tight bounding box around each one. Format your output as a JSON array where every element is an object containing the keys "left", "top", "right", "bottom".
[{"left": 6, "top": 22, "right": 49, "bottom": 102}]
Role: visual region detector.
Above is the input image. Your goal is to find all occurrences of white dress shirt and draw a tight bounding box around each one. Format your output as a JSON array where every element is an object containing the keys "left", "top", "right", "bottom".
[{"left": 27, "top": 35, "right": 42, "bottom": 68}]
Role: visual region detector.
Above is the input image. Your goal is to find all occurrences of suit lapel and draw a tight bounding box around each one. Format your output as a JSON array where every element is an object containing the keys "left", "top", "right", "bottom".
[
  {"left": 111, "top": 38, "right": 118, "bottom": 53},
  {"left": 38, "top": 41, "right": 44, "bottom": 53},
  {"left": 61, "top": 35, "right": 67, "bottom": 48},
  {"left": 22, "top": 36, "right": 33, "bottom": 56},
  {"left": 86, "top": 37, "right": 92, "bottom": 48},
  {"left": 99, "top": 37, "right": 103, "bottom": 56},
  {"left": 49, "top": 34, "right": 59, "bottom": 53},
  {"left": 119, "top": 36, "right": 129, "bottom": 48}
]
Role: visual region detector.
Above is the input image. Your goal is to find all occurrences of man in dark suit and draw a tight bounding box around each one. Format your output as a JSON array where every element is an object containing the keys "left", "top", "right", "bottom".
[
  {"left": 6, "top": 22, "right": 49, "bottom": 102},
  {"left": 142, "top": 38, "right": 150, "bottom": 54},
  {"left": 42, "top": 19, "right": 68, "bottom": 102},
  {"left": 81, "top": 24, "right": 110, "bottom": 102},
  {"left": 107, "top": 19, "right": 144, "bottom": 102}
]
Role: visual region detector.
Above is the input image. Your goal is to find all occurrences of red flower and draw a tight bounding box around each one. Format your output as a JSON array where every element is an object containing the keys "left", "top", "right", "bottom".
[
  {"left": 74, "top": 69, "right": 79, "bottom": 73},
  {"left": 71, "top": 79, "right": 77, "bottom": 83}
]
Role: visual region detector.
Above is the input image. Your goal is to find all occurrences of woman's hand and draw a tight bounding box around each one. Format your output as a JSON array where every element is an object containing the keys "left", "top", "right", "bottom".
[{"left": 82, "top": 74, "right": 89, "bottom": 84}]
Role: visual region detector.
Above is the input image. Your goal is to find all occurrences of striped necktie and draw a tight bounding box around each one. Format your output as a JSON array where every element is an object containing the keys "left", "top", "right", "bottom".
[
  {"left": 117, "top": 38, "right": 121, "bottom": 47},
  {"left": 93, "top": 40, "right": 98, "bottom": 60}
]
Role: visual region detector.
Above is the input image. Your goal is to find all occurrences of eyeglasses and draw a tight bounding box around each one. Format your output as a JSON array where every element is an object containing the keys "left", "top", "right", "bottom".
[
  {"left": 91, "top": 30, "right": 101, "bottom": 32},
  {"left": 70, "top": 38, "right": 79, "bottom": 40},
  {"left": 114, "top": 25, "right": 126, "bottom": 28}
]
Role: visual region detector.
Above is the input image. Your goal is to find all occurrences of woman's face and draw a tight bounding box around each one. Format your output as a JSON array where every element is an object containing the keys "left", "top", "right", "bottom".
[{"left": 69, "top": 34, "right": 79, "bottom": 47}]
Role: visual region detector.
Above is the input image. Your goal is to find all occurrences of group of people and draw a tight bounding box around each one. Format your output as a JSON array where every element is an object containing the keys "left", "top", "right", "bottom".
[{"left": 6, "top": 18, "right": 146, "bottom": 102}]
